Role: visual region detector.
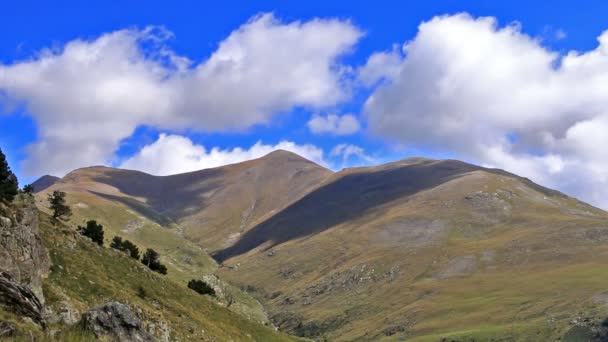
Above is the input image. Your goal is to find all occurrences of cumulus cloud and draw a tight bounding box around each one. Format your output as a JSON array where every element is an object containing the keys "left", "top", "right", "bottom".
[
  {"left": 120, "top": 134, "right": 327, "bottom": 175},
  {"left": 330, "top": 143, "right": 374, "bottom": 167},
  {"left": 307, "top": 113, "right": 360, "bottom": 135},
  {"left": 362, "top": 13, "right": 608, "bottom": 207},
  {"left": 0, "top": 14, "right": 362, "bottom": 176}
]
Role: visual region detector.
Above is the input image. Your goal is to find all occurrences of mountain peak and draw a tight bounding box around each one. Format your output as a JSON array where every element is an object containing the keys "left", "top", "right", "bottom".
[
  {"left": 262, "top": 149, "right": 305, "bottom": 160},
  {"left": 31, "top": 175, "right": 61, "bottom": 192}
]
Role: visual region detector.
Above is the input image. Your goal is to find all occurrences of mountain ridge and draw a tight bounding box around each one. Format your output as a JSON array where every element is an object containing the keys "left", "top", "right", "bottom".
[{"left": 32, "top": 151, "right": 608, "bottom": 340}]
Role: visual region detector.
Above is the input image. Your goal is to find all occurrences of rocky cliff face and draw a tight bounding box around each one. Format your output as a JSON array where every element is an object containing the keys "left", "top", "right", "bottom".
[
  {"left": 82, "top": 302, "right": 156, "bottom": 342},
  {"left": 0, "top": 195, "right": 50, "bottom": 304}
]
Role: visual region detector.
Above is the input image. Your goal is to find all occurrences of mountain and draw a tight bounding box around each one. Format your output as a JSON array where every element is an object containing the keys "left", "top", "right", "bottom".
[
  {"left": 31, "top": 175, "right": 60, "bottom": 192},
  {"left": 39, "top": 150, "right": 331, "bottom": 252},
  {"left": 214, "top": 158, "right": 608, "bottom": 340},
  {"left": 31, "top": 150, "right": 332, "bottom": 329},
  {"left": 0, "top": 194, "right": 300, "bottom": 341},
  {"left": 32, "top": 153, "right": 608, "bottom": 341}
]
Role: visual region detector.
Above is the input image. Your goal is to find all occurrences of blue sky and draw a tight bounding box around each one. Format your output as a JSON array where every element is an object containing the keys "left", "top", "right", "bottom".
[{"left": 2, "top": 1, "right": 608, "bottom": 207}]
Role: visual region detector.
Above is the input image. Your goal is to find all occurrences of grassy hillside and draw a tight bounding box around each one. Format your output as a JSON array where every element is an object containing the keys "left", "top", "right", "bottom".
[
  {"left": 38, "top": 211, "right": 300, "bottom": 341},
  {"left": 35, "top": 154, "right": 608, "bottom": 340},
  {"left": 215, "top": 159, "right": 608, "bottom": 340},
  {"left": 42, "top": 150, "right": 331, "bottom": 253},
  {"left": 34, "top": 188, "right": 270, "bottom": 325}
]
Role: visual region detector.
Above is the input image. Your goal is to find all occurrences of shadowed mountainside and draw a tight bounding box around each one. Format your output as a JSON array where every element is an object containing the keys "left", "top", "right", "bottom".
[
  {"left": 31, "top": 175, "right": 60, "bottom": 193},
  {"left": 39, "top": 150, "right": 332, "bottom": 251},
  {"left": 33, "top": 152, "right": 608, "bottom": 341},
  {"left": 214, "top": 158, "right": 573, "bottom": 262}
]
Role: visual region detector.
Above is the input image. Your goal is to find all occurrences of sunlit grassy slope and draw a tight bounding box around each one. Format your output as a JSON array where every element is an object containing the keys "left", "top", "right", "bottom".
[
  {"left": 36, "top": 154, "right": 608, "bottom": 341},
  {"left": 34, "top": 188, "right": 270, "bottom": 325},
  {"left": 38, "top": 212, "right": 300, "bottom": 341},
  {"left": 215, "top": 159, "right": 608, "bottom": 341}
]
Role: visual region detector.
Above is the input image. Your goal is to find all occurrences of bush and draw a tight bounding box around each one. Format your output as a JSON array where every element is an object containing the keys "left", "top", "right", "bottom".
[
  {"left": 48, "top": 190, "right": 72, "bottom": 220},
  {"left": 22, "top": 184, "right": 34, "bottom": 194},
  {"left": 136, "top": 286, "right": 147, "bottom": 299},
  {"left": 0, "top": 148, "right": 18, "bottom": 202},
  {"left": 110, "top": 236, "right": 140, "bottom": 260},
  {"left": 78, "top": 220, "right": 104, "bottom": 246},
  {"left": 141, "top": 248, "right": 167, "bottom": 275},
  {"left": 188, "top": 279, "right": 216, "bottom": 297}
]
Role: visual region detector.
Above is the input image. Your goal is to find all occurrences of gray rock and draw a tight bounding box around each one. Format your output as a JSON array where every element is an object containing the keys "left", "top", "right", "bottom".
[
  {"left": 81, "top": 301, "right": 156, "bottom": 342},
  {"left": 0, "top": 272, "right": 45, "bottom": 328},
  {"left": 0, "top": 197, "right": 50, "bottom": 303},
  {"left": 0, "top": 321, "right": 17, "bottom": 338}
]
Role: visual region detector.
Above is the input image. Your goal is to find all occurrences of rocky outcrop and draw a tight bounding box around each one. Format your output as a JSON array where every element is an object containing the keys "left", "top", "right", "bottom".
[
  {"left": 81, "top": 302, "right": 156, "bottom": 342},
  {"left": 0, "top": 196, "right": 50, "bottom": 302},
  {"left": 0, "top": 321, "right": 17, "bottom": 338},
  {"left": 562, "top": 317, "right": 608, "bottom": 342},
  {"left": 0, "top": 272, "right": 45, "bottom": 328}
]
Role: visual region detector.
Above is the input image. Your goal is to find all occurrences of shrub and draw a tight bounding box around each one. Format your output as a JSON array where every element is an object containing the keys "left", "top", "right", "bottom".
[
  {"left": 22, "top": 184, "right": 34, "bottom": 194},
  {"left": 136, "top": 286, "right": 147, "bottom": 299},
  {"left": 78, "top": 220, "right": 104, "bottom": 246},
  {"left": 110, "top": 236, "right": 140, "bottom": 260},
  {"left": 187, "top": 279, "right": 216, "bottom": 297},
  {"left": 141, "top": 248, "right": 167, "bottom": 275}
]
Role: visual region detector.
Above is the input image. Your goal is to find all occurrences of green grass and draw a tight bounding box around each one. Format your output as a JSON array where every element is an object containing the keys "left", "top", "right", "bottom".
[
  {"left": 38, "top": 212, "right": 300, "bottom": 341},
  {"left": 36, "top": 190, "right": 271, "bottom": 324},
  {"left": 216, "top": 172, "right": 608, "bottom": 341}
]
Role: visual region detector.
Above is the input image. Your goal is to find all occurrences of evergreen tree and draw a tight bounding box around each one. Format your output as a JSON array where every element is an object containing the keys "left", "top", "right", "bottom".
[
  {"left": 110, "top": 236, "right": 124, "bottom": 249},
  {"left": 0, "top": 148, "right": 18, "bottom": 202},
  {"left": 48, "top": 190, "right": 72, "bottom": 220},
  {"left": 188, "top": 279, "right": 216, "bottom": 296},
  {"left": 78, "top": 220, "right": 104, "bottom": 246},
  {"left": 122, "top": 239, "right": 140, "bottom": 260},
  {"left": 22, "top": 184, "right": 34, "bottom": 194},
  {"left": 110, "top": 236, "right": 140, "bottom": 260},
  {"left": 141, "top": 248, "right": 167, "bottom": 275}
]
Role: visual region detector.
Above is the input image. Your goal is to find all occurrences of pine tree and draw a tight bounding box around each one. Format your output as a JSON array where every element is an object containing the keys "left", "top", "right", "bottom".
[
  {"left": 141, "top": 248, "right": 167, "bottom": 275},
  {"left": 188, "top": 279, "right": 216, "bottom": 296},
  {"left": 110, "top": 236, "right": 140, "bottom": 260},
  {"left": 48, "top": 190, "right": 72, "bottom": 220},
  {"left": 0, "top": 148, "right": 19, "bottom": 202},
  {"left": 78, "top": 220, "right": 104, "bottom": 246},
  {"left": 122, "top": 239, "right": 140, "bottom": 260},
  {"left": 22, "top": 184, "right": 34, "bottom": 194}
]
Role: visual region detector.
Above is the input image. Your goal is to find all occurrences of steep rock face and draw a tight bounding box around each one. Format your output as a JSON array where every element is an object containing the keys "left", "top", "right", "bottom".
[
  {"left": 0, "top": 195, "right": 50, "bottom": 303},
  {"left": 81, "top": 302, "right": 156, "bottom": 342},
  {"left": 0, "top": 272, "right": 45, "bottom": 328}
]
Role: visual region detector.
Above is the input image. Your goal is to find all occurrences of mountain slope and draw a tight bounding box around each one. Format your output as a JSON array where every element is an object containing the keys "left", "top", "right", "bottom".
[
  {"left": 40, "top": 150, "right": 331, "bottom": 252},
  {"left": 35, "top": 154, "right": 608, "bottom": 340},
  {"left": 31, "top": 175, "right": 60, "bottom": 193},
  {"left": 38, "top": 211, "right": 300, "bottom": 341},
  {"left": 213, "top": 158, "right": 608, "bottom": 340},
  {"left": 33, "top": 150, "right": 331, "bottom": 325}
]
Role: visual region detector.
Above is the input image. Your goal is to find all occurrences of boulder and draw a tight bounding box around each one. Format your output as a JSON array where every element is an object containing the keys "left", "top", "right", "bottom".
[
  {"left": 0, "top": 321, "right": 17, "bottom": 338},
  {"left": 0, "top": 196, "right": 50, "bottom": 303},
  {"left": 81, "top": 302, "right": 156, "bottom": 342},
  {"left": 0, "top": 272, "right": 45, "bottom": 328}
]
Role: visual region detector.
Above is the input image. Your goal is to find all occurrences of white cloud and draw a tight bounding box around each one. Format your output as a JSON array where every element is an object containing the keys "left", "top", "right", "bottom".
[
  {"left": 120, "top": 134, "right": 327, "bottom": 175},
  {"left": 357, "top": 44, "right": 403, "bottom": 86},
  {"left": 330, "top": 143, "right": 374, "bottom": 167},
  {"left": 362, "top": 13, "right": 608, "bottom": 207},
  {"left": 307, "top": 113, "right": 360, "bottom": 135},
  {"left": 0, "top": 14, "right": 362, "bottom": 176}
]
